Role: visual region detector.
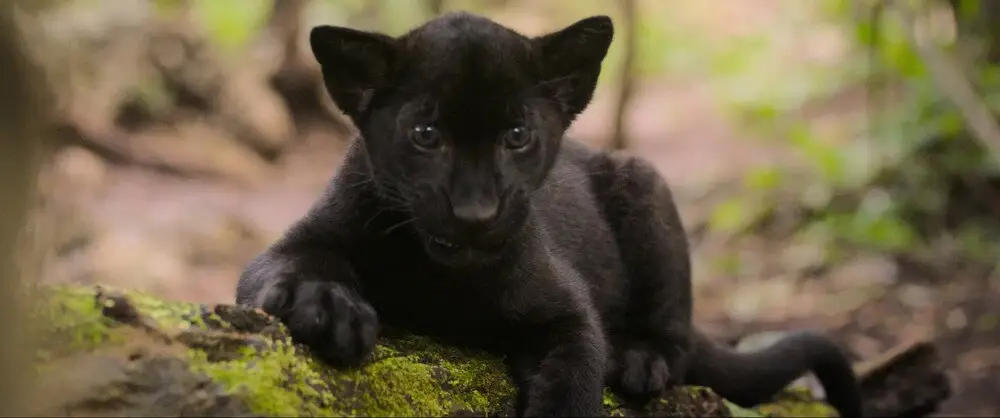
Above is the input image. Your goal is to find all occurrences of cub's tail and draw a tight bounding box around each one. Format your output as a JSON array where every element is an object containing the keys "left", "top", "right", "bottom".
[{"left": 686, "top": 330, "right": 863, "bottom": 418}]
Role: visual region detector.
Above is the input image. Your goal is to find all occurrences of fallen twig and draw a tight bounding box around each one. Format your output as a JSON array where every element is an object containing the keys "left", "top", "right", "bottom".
[{"left": 855, "top": 338, "right": 952, "bottom": 417}]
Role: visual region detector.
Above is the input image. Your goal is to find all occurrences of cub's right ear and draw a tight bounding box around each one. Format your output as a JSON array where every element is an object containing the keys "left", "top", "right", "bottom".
[
  {"left": 309, "top": 25, "right": 397, "bottom": 119},
  {"left": 534, "top": 16, "right": 614, "bottom": 121}
]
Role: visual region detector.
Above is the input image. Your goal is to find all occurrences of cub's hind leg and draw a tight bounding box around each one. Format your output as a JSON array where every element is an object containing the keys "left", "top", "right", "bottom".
[
  {"left": 588, "top": 152, "right": 695, "bottom": 401},
  {"left": 587, "top": 153, "right": 863, "bottom": 417}
]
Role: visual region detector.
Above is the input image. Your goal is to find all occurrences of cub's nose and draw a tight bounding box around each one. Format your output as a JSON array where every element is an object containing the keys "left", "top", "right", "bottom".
[{"left": 451, "top": 199, "right": 499, "bottom": 224}]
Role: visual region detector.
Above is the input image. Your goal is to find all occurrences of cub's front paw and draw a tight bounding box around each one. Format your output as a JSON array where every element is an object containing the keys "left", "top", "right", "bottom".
[
  {"left": 609, "top": 345, "right": 675, "bottom": 400},
  {"left": 256, "top": 278, "right": 379, "bottom": 368}
]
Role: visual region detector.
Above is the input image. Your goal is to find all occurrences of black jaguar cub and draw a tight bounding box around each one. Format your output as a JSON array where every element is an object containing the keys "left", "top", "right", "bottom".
[{"left": 236, "top": 12, "right": 863, "bottom": 417}]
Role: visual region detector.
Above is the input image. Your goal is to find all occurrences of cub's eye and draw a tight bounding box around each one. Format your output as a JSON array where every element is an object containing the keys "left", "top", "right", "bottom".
[
  {"left": 502, "top": 127, "right": 532, "bottom": 150},
  {"left": 410, "top": 125, "right": 442, "bottom": 150}
]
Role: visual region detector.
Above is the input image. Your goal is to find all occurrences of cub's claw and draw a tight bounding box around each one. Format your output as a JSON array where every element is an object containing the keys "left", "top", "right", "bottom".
[{"left": 256, "top": 278, "right": 379, "bottom": 367}]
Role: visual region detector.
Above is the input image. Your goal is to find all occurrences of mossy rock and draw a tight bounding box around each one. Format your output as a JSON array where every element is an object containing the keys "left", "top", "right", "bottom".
[{"left": 27, "top": 284, "right": 839, "bottom": 417}]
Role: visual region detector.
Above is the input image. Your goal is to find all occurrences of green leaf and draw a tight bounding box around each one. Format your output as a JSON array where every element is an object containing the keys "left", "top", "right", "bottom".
[
  {"left": 709, "top": 199, "right": 749, "bottom": 233},
  {"left": 788, "top": 124, "right": 847, "bottom": 184},
  {"left": 744, "top": 167, "right": 784, "bottom": 192},
  {"left": 196, "top": 0, "right": 270, "bottom": 51}
]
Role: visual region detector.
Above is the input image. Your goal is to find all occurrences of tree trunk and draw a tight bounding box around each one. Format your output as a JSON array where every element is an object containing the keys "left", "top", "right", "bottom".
[{"left": 0, "top": 2, "right": 52, "bottom": 415}]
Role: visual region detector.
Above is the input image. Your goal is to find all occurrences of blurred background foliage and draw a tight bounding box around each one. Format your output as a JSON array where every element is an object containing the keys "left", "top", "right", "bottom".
[{"left": 7, "top": 0, "right": 1000, "bottom": 415}]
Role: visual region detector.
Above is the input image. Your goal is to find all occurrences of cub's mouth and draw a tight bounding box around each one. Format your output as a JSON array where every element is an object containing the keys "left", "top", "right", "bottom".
[
  {"left": 428, "top": 234, "right": 459, "bottom": 250},
  {"left": 422, "top": 232, "right": 506, "bottom": 266},
  {"left": 427, "top": 233, "right": 503, "bottom": 252}
]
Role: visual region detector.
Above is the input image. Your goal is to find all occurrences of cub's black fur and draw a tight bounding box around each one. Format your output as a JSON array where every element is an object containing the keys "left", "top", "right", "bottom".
[{"left": 236, "top": 12, "right": 863, "bottom": 417}]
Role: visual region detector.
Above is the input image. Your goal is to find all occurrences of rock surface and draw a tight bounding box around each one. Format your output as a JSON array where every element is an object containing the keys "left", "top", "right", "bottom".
[{"left": 28, "top": 285, "right": 840, "bottom": 417}]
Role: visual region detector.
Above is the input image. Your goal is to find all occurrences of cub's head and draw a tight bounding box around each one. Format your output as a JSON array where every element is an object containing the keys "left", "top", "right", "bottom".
[{"left": 311, "top": 12, "right": 613, "bottom": 265}]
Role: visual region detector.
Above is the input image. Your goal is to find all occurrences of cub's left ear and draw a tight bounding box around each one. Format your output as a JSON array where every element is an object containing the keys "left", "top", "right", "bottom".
[
  {"left": 534, "top": 16, "right": 614, "bottom": 120},
  {"left": 310, "top": 25, "right": 397, "bottom": 120}
]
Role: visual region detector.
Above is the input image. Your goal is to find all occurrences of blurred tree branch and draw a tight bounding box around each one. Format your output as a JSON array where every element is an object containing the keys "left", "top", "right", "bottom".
[
  {"left": 887, "top": 0, "right": 1000, "bottom": 165},
  {"left": 354, "top": 0, "right": 383, "bottom": 31},
  {"left": 267, "top": 0, "right": 306, "bottom": 49},
  {"left": 265, "top": 0, "right": 354, "bottom": 137},
  {"left": 608, "top": 0, "right": 637, "bottom": 151},
  {"left": 425, "top": 0, "right": 445, "bottom": 16},
  {"left": 947, "top": 0, "right": 1000, "bottom": 62},
  {"left": 0, "top": 1, "right": 53, "bottom": 415}
]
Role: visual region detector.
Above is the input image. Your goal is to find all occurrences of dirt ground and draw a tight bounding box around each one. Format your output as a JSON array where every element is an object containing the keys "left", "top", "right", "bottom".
[{"left": 38, "top": 0, "right": 1000, "bottom": 415}]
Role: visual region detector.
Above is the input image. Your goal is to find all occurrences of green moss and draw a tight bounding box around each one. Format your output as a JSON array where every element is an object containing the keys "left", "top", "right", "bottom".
[
  {"left": 124, "top": 293, "right": 203, "bottom": 330},
  {"left": 32, "top": 285, "right": 843, "bottom": 417},
  {"left": 189, "top": 333, "right": 516, "bottom": 417},
  {"left": 37, "top": 285, "right": 215, "bottom": 356},
  {"left": 756, "top": 401, "right": 837, "bottom": 417},
  {"left": 602, "top": 388, "right": 619, "bottom": 408},
  {"left": 346, "top": 354, "right": 453, "bottom": 415},
  {"left": 755, "top": 387, "right": 838, "bottom": 417},
  {"left": 34, "top": 285, "right": 323, "bottom": 416},
  {"left": 724, "top": 400, "right": 766, "bottom": 417},
  {"left": 603, "top": 389, "right": 626, "bottom": 416},
  {"left": 35, "top": 285, "right": 119, "bottom": 358},
  {"left": 342, "top": 334, "right": 515, "bottom": 416},
  {"left": 189, "top": 338, "right": 337, "bottom": 416},
  {"left": 38, "top": 285, "right": 203, "bottom": 337},
  {"left": 34, "top": 285, "right": 519, "bottom": 417},
  {"left": 189, "top": 308, "right": 512, "bottom": 416}
]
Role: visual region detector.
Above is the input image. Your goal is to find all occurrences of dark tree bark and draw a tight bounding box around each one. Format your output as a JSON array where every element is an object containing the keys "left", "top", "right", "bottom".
[{"left": 0, "top": 2, "right": 53, "bottom": 415}]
